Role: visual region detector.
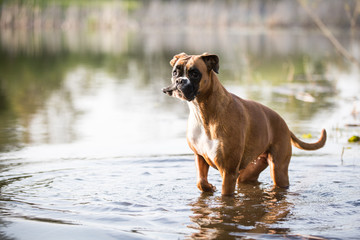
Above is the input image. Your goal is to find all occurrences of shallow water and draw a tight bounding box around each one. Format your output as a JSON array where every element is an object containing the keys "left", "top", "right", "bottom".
[
  {"left": 1, "top": 21, "right": 360, "bottom": 239},
  {"left": 1, "top": 150, "right": 359, "bottom": 239}
]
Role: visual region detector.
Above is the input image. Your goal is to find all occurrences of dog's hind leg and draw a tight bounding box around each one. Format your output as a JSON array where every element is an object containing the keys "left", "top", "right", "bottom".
[
  {"left": 267, "top": 144, "right": 291, "bottom": 188},
  {"left": 237, "top": 153, "right": 268, "bottom": 184}
]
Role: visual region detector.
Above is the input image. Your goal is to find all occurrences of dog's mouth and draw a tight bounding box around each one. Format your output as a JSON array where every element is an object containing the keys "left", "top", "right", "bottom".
[{"left": 162, "top": 82, "right": 197, "bottom": 101}]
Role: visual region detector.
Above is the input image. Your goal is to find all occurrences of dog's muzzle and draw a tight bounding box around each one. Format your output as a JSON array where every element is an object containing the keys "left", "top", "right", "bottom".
[
  {"left": 162, "top": 78, "right": 198, "bottom": 101},
  {"left": 162, "top": 78, "right": 189, "bottom": 95},
  {"left": 162, "top": 82, "right": 177, "bottom": 96}
]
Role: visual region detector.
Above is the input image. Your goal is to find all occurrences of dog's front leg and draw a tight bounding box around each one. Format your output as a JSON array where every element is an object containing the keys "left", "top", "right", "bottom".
[
  {"left": 220, "top": 170, "right": 238, "bottom": 196},
  {"left": 195, "top": 155, "right": 216, "bottom": 192}
]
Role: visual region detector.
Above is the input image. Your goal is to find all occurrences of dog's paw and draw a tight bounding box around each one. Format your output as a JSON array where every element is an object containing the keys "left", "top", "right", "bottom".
[{"left": 197, "top": 180, "right": 216, "bottom": 193}]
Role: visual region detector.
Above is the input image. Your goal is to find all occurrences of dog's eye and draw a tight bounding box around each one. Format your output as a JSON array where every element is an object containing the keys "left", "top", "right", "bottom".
[
  {"left": 172, "top": 70, "right": 177, "bottom": 77},
  {"left": 189, "top": 70, "right": 200, "bottom": 79}
]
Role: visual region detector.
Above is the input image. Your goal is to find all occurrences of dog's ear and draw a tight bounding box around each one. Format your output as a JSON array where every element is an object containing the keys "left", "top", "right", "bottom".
[
  {"left": 201, "top": 53, "right": 219, "bottom": 74},
  {"left": 170, "top": 52, "right": 188, "bottom": 67}
]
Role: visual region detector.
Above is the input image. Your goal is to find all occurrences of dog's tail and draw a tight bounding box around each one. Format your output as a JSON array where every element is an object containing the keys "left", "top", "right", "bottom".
[{"left": 290, "top": 129, "right": 327, "bottom": 150}]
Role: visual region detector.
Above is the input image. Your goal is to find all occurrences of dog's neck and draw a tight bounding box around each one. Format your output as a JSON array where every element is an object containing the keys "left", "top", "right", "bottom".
[{"left": 188, "top": 71, "right": 232, "bottom": 126}]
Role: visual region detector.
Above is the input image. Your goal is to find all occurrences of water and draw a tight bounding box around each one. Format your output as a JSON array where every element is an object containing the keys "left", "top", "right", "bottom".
[{"left": 1, "top": 18, "right": 360, "bottom": 240}]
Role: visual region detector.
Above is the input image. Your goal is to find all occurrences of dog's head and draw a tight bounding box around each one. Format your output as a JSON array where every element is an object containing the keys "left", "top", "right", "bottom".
[{"left": 162, "top": 52, "right": 219, "bottom": 101}]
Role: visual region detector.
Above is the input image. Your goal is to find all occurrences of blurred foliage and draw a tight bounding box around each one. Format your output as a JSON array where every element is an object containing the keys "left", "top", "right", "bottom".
[
  {"left": 1, "top": 0, "right": 359, "bottom": 29},
  {"left": 302, "top": 133, "right": 313, "bottom": 139},
  {"left": 348, "top": 135, "right": 360, "bottom": 142},
  {"left": 0, "top": 0, "right": 142, "bottom": 10}
]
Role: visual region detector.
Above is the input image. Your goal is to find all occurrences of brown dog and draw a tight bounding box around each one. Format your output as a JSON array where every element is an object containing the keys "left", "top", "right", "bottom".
[{"left": 162, "top": 53, "right": 326, "bottom": 195}]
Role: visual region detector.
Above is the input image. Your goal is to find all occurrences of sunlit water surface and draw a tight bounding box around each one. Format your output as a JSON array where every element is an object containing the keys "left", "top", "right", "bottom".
[{"left": 0, "top": 28, "right": 360, "bottom": 240}]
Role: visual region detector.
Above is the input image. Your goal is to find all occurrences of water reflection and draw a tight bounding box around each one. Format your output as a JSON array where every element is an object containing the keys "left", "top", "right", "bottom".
[
  {"left": 1, "top": 27, "right": 357, "bottom": 153},
  {"left": 189, "top": 184, "right": 290, "bottom": 239}
]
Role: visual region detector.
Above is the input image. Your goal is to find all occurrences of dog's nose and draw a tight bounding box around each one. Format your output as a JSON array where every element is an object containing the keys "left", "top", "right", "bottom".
[{"left": 176, "top": 78, "right": 188, "bottom": 85}]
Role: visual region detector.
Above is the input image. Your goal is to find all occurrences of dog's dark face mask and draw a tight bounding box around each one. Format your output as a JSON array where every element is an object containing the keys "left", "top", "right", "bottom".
[
  {"left": 162, "top": 52, "right": 219, "bottom": 102},
  {"left": 162, "top": 56, "right": 201, "bottom": 102}
]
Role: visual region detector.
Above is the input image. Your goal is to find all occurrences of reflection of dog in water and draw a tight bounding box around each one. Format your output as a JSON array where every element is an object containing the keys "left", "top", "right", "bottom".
[
  {"left": 163, "top": 53, "right": 326, "bottom": 195},
  {"left": 188, "top": 184, "right": 291, "bottom": 238}
]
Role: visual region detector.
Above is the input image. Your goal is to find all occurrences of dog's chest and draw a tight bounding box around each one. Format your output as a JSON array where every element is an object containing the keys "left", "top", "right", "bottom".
[{"left": 187, "top": 103, "right": 219, "bottom": 162}]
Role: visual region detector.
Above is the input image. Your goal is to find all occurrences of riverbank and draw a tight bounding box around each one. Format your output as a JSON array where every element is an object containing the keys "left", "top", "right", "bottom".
[{"left": 1, "top": 0, "right": 359, "bottom": 31}]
